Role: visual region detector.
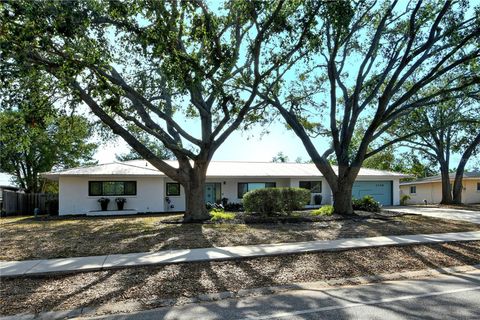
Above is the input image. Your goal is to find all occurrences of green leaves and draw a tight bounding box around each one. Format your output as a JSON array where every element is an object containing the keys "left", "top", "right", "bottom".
[{"left": 0, "top": 73, "right": 97, "bottom": 192}]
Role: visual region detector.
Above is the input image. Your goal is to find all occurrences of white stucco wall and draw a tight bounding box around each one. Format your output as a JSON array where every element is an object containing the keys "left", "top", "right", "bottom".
[
  {"left": 163, "top": 178, "right": 185, "bottom": 212},
  {"left": 289, "top": 177, "right": 331, "bottom": 205},
  {"left": 400, "top": 179, "right": 480, "bottom": 204},
  {"left": 59, "top": 176, "right": 165, "bottom": 215},
  {"left": 215, "top": 177, "right": 291, "bottom": 203},
  {"left": 59, "top": 174, "right": 403, "bottom": 215}
]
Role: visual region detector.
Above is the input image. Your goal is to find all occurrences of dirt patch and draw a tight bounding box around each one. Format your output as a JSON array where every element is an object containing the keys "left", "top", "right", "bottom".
[
  {"left": 1, "top": 241, "right": 479, "bottom": 316},
  {"left": 1, "top": 213, "right": 479, "bottom": 261}
]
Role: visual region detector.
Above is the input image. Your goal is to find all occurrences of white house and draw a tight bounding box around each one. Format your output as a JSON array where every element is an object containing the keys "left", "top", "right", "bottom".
[
  {"left": 400, "top": 172, "right": 480, "bottom": 204},
  {"left": 42, "top": 160, "right": 408, "bottom": 215}
]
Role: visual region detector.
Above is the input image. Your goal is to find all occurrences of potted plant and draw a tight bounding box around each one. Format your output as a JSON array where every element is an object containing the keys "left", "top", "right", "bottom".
[
  {"left": 313, "top": 194, "right": 322, "bottom": 205},
  {"left": 115, "top": 197, "right": 127, "bottom": 210},
  {"left": 98, "top": 197, "right": 110, "bottom": 211},
  {"left": 221, "top": 197, "right": 228, "bottom": 207}
]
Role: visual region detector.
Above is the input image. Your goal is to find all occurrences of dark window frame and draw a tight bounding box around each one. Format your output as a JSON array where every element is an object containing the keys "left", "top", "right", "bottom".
[
  {"left": 477, "top": 182, "right": 480, "bottom": 191},
  {"left": 410, "top": 186, "right": 417, "bottom": 194},
  {"left": 88, "top": 181, "right": 137, "bottom": 196},
  {"left": 299, "top": 181, "right": 322, "bottom": 193},
  {"left": 237, "top": 182, "right": 276, "bottom": 199},
  {"left": 166, "top": 182, "right": 181, "bottom": 196}
]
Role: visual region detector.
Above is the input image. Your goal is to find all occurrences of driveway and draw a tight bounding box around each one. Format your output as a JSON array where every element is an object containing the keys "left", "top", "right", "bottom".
[{"left": 388, "top": 206, "right": 480, "bottom": 224}]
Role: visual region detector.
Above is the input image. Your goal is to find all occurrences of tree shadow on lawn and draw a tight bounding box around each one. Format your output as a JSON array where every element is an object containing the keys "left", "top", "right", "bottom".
[{"left": 2, "top": 229, "right": 480, "bottom": 317}]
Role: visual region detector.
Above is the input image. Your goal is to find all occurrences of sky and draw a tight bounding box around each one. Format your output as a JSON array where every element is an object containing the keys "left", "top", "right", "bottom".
[{"left": 94, "top": 119, "right": 319, "bottom": 164}]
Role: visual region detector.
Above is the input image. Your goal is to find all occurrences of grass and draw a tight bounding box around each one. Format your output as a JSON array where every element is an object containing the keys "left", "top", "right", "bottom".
[{"left": 0, "top": 212, "right": 479, "bottom": 261}]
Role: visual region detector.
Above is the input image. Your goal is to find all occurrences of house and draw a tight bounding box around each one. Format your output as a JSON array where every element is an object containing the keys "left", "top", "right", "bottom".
[
  {"left": 400, "top": 172, "right": 480, "bottom": 204},
  {"left": 41, "top": 160, "right": 408, "bottom": 216}
]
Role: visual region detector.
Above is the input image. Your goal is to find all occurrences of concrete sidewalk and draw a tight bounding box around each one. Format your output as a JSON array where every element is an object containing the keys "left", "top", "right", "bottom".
[{"left": 1, "top": 231, "right": 480, "bottom": 277}]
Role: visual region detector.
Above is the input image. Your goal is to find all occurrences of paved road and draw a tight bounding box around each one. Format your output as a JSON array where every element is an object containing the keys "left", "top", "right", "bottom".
[
  {"left": 388, "top": 206, "right": 480, "bottom": 224},
  {"left": 84, "top": 271, "right": 480, "bottom": 320}
]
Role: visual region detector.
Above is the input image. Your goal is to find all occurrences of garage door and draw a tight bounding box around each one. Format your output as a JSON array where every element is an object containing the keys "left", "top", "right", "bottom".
[{"left": 352, "top": 181, "right": 392, "bottom": 206}]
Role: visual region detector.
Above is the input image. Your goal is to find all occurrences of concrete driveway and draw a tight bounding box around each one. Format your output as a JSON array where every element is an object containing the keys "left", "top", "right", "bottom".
[{"left": 388, "top": 206, "right": 480, "bottom": 224}]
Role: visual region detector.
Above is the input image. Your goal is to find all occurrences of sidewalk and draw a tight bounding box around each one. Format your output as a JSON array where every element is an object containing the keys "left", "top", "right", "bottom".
[{"left": 1, "top": 231, "right": 480, "bottom": 277}]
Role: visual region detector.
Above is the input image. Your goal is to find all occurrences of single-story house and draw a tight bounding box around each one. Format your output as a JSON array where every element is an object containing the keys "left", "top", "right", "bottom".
[
  {"left": 400, "top": 172, "right": 480, "bottom": 204},
  {"left": 42, "top": 160, "right": 408, "bottom": 216}
]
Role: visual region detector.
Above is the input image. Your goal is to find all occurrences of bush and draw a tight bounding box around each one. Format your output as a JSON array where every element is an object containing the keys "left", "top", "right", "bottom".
[
  {"left": 209, "top": 208, "right": 235, "bottom": 221},
  {"left": 224, "top": 202, "right": 243, "bottom": 212},
  {"left": 352, "top": 195, "right": 381, "bottom": 212},
  {"left": 311, "top": 205, "right": 334, "bottom": 216},
  {"left": 400, "top": 194, "right": 411, "bottom": 205},
  {"left": 243, "top": 187, "right": 310, "bottom": 215}
]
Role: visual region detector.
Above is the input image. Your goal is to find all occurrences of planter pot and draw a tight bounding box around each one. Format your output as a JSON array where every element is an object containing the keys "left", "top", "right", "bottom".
[
  {"left": 117, "top": 202, "right": 125, "bottom": 210},
  {"left": 313, "top": 194, "right": 322, "bottom": 205},
  {"left": 100, "top": 202, "right": 109, "bottom": 211}
]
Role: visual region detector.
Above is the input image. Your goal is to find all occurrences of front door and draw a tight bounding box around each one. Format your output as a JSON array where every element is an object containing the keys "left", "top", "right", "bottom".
[{"left": 205, "top": 183, "right": 219, "bottom": 204}]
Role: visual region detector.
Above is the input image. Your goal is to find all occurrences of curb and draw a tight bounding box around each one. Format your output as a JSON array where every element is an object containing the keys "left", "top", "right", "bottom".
[{"left": 1, "top": 264, "right": 479, "bottom": 320}]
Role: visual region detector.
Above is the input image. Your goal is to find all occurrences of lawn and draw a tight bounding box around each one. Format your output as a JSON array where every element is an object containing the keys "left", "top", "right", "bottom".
[{"left": 1, "top": 213, "right": 479, "bottom": 261}]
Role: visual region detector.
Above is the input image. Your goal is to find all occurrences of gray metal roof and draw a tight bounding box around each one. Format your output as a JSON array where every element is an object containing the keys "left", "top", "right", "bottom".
[
  {"left": 400, "top": 171, "right": 480, "bottom": 186},
  {"left": 42, "top": 160, "right": 409, "bottom": 180}
]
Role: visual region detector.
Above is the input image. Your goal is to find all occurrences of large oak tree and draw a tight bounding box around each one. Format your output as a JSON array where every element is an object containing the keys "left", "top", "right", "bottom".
[
  {"left": 1, "top": 0, "right": 321, "bottom": 220},
  {"left": 394, "top": 96, "right": 480, "bottom": 204},
  {"left": 258, "top": 0, "right": 480, "bottom": 214}
]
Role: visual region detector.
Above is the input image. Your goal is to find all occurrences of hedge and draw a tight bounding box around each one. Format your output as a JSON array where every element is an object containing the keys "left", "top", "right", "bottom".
[{"left": 243, "top": 187, "right": 310, "bottom": 215}]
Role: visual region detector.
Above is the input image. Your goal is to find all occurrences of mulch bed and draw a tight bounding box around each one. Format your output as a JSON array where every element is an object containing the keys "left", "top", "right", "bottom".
[
  {"left": 161, "top": 210, "right": 410, "bottom": 224},
  {"left": 1, "top": 241, "right": 479, "bottom": 316},
  {"left": 1, "top": 213, "right": 479, "bottom": 261}
]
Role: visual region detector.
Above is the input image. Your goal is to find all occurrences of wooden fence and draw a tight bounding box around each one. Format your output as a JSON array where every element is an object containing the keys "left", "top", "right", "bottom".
[{"left": 1, "top": 191, "right": 58, "bottom": 215}]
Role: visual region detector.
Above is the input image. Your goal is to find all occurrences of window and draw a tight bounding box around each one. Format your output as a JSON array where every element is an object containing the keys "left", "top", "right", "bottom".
[
  {"left": 410, "top": 186, "right": 416, "bottom": 194},
  {"left": 166, "top": 183, "right": 181, "bottom": 196},
  {"left": 477, "top": 182, "right": 480, "bottom": 192},
  {"left": 299, "top": 181, "right": 322, "bottom": 193},
  {"left": 89, "top": 181, "right": 136, "bottom": 196},
  {"left": 238, "top": 182, "right": 276, "bottom": 198}
]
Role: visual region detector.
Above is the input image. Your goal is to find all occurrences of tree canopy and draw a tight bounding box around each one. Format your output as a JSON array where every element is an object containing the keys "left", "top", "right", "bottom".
[
  {"left": 393, "top": 95, "right": 480, "bottom": 203},
  {"left": 0, "top": 0, "right": 322, "bottom": 220},
  {"left": 0, "top": 75, "right": 97, "bottom": 193},
  {"left": 259, "top": 0, "right": 480, "bottom": 213}
]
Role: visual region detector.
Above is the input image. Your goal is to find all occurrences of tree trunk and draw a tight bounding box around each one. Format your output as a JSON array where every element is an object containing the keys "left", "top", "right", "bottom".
[
  {"left": 452, "top": 132, "right": 480, "bottom": 204},
  {"left": 331, "top": 172, "right": 357, "bottom": 215},
  {"left": 439, "top": 165, "right": 452, "bottom": 204},
  {"left": 332, "top": 184, "right": 354, "bottom": 215},
  {"left": 183, "top": 163, "right": 210, "bottom": 222},
  {"left": 452, "top": 175, "right": 463, "bottom": 204}
]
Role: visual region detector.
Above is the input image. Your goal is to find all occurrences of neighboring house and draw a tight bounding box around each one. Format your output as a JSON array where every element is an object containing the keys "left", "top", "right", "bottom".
[
  {"left": 42, "top": 160, "right": 408, "bottom": 215},
  {"left": 400, "top": 172, "right": 480, "bottom": 204}
]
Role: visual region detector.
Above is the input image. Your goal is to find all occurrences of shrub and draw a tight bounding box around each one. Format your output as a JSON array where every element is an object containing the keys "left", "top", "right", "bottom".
[
  {"left": 352, "top": 195, "right": 381, "bottom": 212},
  {"left": 210, "top": 208, "right": 235, "bottom": 221},
  {"left": 243, "top": 187, "right": 310, "bottom": 215},
  {"left": 224, "top": 202, "right": 243, "bottom": 212},
  {"left": 311, "top": 205, "right": 334, "bottom": 216},
  {"left": 400, "top": 194, "right": 411, "bottom": 205}
]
